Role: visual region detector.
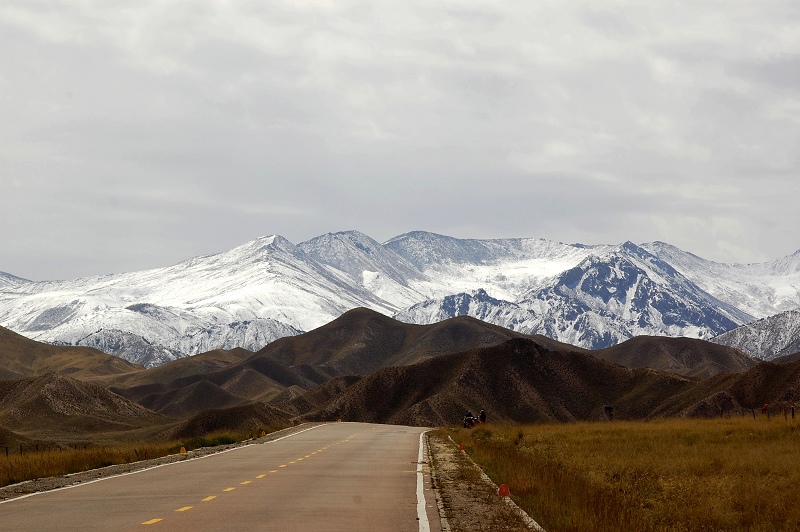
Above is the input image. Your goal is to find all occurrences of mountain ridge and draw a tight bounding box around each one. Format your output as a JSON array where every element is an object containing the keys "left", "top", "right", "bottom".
[{"left": 2, "top": 230, "right": 798, "bottom": 364}]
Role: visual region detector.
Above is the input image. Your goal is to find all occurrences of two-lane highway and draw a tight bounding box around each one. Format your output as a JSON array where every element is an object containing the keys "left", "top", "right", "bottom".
[{"left": 0, "top": 423, "right": 441, "bottom": 531}]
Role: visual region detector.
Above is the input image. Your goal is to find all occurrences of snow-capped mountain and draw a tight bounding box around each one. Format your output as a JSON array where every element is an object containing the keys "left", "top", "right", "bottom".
[
  {"left": 385, "top": 231, "right": 609, "bottom": 301},
  {"left": 641, "top": 242, "right": 800, "bottom": 319},
  {"left": 0, "top": 235, "right": 385, "bottom": 367},
  {"left": 397, "top": 242, "right": 751, "bottom": 349},
  {"left": 296, "top": 231, "right": 427, "bottom": 308},
  {"left": 1, "top": 230, "right": 799, "bottom": 365},
  {"left": 711, "top": 309, "right": 800, "bottom": 360},
  {"left": 395, "top": 289, "right": 536, "bottom": 331},
  {"left": 0, "top": 272, "right": 29, "bottom": 289}
]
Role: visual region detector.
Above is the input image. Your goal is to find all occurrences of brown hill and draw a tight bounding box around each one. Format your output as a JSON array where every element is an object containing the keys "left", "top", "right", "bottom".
[
  {"left": 172, "top": 402, "right": 291, "bottom": 438},
  {"left": 592, "top": 336, "right": 757, "bottom": 379},
  {"left": 108, "top": 350, "right": 320, "bottom": 418},
  {"left": 105, "top": 308, "right": 530, "bottom": 418},
  {"left": 0, "top": 373, "right": 163, "bottom": 437},
  {"left": 132, "top": 379, "right": 252, "bottom": 419},
  {"left": 0, "top": 325, "right": 142, "bottom": 380},
  {"left": 276, "top": 375, "right": 363, "bottom": 419},
  {"left": 648, "top": 360, "right": 800, "bottom": 418},
  {"left": 724, "top": 360, "right": 800, "bottom": 409},
  {"left": 100, "top": 348, "right": 252, "bottom": 388},
  {"left": 298, "top": 338, "right": 697, "bottom": 426},
  {"left": 101, "top": 310, "right": 755, "bottom": 425},
  {"left": 0, "top": 426, "right": 30, "bottom": 447},
  {"left": 293, "top": 338, "right": 798, "bottom": 426},
  {"left": 773, "top": 351, "right": 800, "bottom": 364},
  {"left": 254, "top": 307, "right": 531, "bottom": 378}
]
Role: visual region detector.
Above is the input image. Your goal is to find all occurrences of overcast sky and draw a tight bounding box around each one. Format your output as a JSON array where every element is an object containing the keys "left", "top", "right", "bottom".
[{"left": 1, "top": 0, "right": 799, "bottom": 281}]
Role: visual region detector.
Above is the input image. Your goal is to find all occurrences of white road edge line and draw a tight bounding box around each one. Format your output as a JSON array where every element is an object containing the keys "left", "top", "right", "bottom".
[
  {"left": 0, "top": 423, "right": 326, "bottom": 505},
  {"left": 417, "top": 430, "right": 431, "bottom": 532}
]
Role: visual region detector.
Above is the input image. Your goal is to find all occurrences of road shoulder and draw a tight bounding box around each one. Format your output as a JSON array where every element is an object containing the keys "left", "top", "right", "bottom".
[{"left": 426, "top": 430, "right": 533, "bottom": 531}]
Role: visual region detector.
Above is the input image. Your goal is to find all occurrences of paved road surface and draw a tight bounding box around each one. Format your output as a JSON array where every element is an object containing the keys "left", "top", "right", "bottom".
[{"left": 0, "top": 423, "right": 441, "bottom": 531}]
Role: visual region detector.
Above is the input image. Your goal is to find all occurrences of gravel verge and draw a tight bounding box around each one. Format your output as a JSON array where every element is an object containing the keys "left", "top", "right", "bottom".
[{"left": 426, "top": 430, "right": 536, "bottom": 531}]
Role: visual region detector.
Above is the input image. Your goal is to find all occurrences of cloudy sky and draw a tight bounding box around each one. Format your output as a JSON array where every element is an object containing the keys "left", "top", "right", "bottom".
[{"left": 1, "top": 0, "right": 799, "bottom": 280}]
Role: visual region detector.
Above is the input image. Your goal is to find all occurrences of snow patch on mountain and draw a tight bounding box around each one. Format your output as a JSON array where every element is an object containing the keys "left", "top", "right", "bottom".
[
  {"left": 395, "top": 289, "right": 536, "bottom": 330},
  {"left": 297, "top": 231, "right": 427, "bottom": 307},
  {"left": 386, "top": 231, "right": 608, "bottom": 300}
]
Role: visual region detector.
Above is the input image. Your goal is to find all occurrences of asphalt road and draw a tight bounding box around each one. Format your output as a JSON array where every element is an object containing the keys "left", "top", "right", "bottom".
[{"left": 0, "top": 423, "right": 441, "bottom": 531}]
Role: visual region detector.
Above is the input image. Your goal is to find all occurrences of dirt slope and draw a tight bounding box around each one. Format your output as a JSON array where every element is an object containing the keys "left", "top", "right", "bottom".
[
  {"left": 254, "top": 307, "right": 530, "bottom": 378},
  {"left": 0, "top": 373, "right": 163, "bottom": 436},
  {"left": 0, "top": 325, "right": 142, "bottom": 380},
  {"left": 593, "top": 336, "right": 757, "bottom": 378},
  {"left": 299, "top": 338, "right": 697, "bottom": 426},
  {"left": 104, "top": 308, "right": 529, "bottom": 417},
  {"left": 171, "top": 402, "right": 291, "bottom": 438}
]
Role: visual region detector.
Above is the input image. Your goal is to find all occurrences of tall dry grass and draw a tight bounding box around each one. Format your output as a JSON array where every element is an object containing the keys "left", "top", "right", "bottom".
[
  {"left": 0, "top": 428, "right": 278, "bottom": 488},
  {"left": 0, "top": 442, "right": 180, "bottom": 487},
  {"left": 453, "top": 416, "right": 800, "bottom": 531}
]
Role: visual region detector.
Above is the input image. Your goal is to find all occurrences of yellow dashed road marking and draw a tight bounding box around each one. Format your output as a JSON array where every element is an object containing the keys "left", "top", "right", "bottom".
[
  {"left": 175, "top": 507, "right": 192, "bottom": 512},
  {"left": 279, "top": 464, "right": 287, "bottom": 468},
  {"left": 270, "top": 470, "right": 278, "bottom": 473},
  {"left": 256, "top": 474, "right": 266, "bottom": 479},
  {"left": 142, "top": 518, "right": 162, "bottom": 525},
  {"left": 296, "top": 458, "right": 303, "bottom": 461},
  {"left": 201, "top": 496, "right": 216, "bottom": 502},
  {"left": 223, "top": 488, "right": 235, "bottom": 492},
  {"left": 241, "top": 480, "right": 252, "bottom": 485}
]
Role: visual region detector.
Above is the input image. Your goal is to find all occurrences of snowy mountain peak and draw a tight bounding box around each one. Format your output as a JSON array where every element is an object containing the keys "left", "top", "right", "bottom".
[
  {"left": 765, "top": 248, "right": 800, "bottom": 275},
  {"left": 0, "top": 272, "right": 30, "bottom": 287},
  {"left": 297, "top": 230, "right": 427, "bottom": 308},
  {"left": 243, "top": 234, "right": 297, "bottom": 254},
  {"left": 300, "top": 230, "right": 386, "bottom": 259},
  {"left": 384, "top": 231, "right": 496, "bottom": 269}
]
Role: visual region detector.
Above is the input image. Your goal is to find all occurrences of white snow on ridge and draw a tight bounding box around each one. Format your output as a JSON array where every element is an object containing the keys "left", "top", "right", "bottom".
[
  {"left": 641, "top": 242, "right": 800, "bottom": 319},
  {"left": 1, "top": 231, "right": 799, "bottom": 365}
]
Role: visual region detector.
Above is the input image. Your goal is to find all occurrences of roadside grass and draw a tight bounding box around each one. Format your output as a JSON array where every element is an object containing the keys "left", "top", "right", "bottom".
[
  {"left": 452, "top": 416, "right": 800, "bottom": 531},
  {"left": 0, "top": 427, "right": 283, "bottom": 488}
]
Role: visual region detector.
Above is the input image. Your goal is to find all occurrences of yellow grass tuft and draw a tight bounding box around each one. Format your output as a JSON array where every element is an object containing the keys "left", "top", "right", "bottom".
[{"left": 453, "top": 416, "right": 800, "bottom": 531}]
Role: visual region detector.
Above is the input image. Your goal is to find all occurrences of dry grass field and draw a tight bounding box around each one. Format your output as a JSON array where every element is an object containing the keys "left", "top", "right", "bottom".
[
  {"left": 452, "top": 416, "right": 800, "bottom": 531},
  {"left": 0, "top": 430, "right": 260, "bottom": 488}
]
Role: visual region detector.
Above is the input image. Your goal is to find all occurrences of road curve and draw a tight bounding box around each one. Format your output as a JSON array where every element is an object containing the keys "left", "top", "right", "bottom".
[{"left": 0, "top": 423, "right": 441, "bottom": 531}]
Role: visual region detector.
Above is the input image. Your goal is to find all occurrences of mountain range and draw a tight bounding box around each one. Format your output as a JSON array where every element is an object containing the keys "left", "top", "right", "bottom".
[
  {"left": 1, "top": 231, "right": 799, "bottom": 365},
  {"left": 0, "top": 309, "right": 795, "bottom": 445}
]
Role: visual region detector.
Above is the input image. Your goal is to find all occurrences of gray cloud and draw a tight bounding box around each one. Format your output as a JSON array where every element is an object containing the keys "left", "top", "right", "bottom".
[{"left": 1, "top": 0, "right": 798, "bottom": 280}]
